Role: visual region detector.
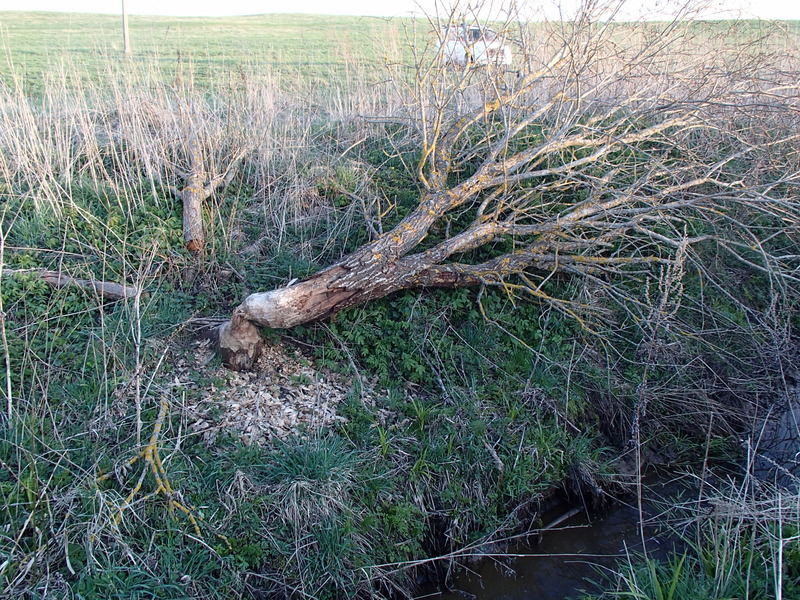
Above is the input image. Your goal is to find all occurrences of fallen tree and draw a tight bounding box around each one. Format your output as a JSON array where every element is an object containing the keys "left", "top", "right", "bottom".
[{"left": 218, "top": 0, "right": 800, "bottom": 370}]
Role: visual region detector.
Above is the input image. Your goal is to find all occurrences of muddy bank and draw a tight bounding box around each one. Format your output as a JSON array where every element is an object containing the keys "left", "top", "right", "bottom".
[{"left": 752, "top": 375, "right": 800, "bottom": 487}]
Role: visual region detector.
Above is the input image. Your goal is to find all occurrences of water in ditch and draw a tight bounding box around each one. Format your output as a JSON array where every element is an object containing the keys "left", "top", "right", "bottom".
[
  {"left": 419, "top": 385, "right": 800, "bottom": 600},
  {"left": 418, "top": 476, "right": 689, "bottom": 600}
]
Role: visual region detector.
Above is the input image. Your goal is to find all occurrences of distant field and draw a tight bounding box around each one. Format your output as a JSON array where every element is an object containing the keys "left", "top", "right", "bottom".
[
  {"left": 0, "top": 11, "right": 409, "bottom": 89},
  {"left": 2, "top": 11, "right": 798, "bottom": 93}
]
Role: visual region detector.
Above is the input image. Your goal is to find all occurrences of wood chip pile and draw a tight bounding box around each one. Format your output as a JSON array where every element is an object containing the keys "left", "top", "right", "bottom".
[{"left": 181, "top": 339, "right": 367, "bottom": 445}]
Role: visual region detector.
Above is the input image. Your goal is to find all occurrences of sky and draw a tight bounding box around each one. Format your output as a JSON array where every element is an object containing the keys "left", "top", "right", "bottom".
[{"left": 0, "top": 0, "right": 798, "bottom": 20}]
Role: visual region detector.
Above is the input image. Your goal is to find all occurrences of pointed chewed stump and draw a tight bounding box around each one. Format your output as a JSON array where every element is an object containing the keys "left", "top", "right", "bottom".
[{"left": 217, "top": 310, "right": 264, "bottom": 371}]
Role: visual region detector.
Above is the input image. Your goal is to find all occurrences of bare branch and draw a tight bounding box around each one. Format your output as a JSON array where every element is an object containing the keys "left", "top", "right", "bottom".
[{"left": 4, "top": 268, "right": 137, "bottom": 300}]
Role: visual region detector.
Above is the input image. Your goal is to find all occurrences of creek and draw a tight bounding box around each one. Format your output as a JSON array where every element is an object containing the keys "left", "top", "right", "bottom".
[{"left": 419, "top": 476, "right": 689, "bottom": 600}]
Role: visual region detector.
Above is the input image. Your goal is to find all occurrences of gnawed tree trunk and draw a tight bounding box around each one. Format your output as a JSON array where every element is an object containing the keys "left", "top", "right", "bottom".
[
  {"left": 219, "top": 257, "right": 465, "bottom": 371},
  {"left": 217, "top": 167, "right": 676, "bottom": 371},
  {"left": 180, "top": 139, "right": 207, "bottom": 253},
  {"left": 174, "top": 138, "right": 242, "bottom": 254},
  {"left": 218, "top": 116, "right": 697, "bottom": 370},
  {"left": 217, "top": 311, "right": 265, "bottom": 371}
]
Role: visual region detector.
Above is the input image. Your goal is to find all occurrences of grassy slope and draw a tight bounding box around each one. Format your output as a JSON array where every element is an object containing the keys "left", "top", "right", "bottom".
[
  {"left": 0, "top": 12, "right": 584, "bottom": 600},
  {"left": 0, "top": 11, "right": 798, "bottom": 600}
]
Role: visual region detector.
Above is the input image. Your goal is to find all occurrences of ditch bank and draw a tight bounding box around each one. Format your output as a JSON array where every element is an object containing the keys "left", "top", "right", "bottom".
[
  {"left": 416, "top": 473, "right": 689, "bottom": 600},
  {"left": 176, "top": 328, "right": 798, "bottom": 600},
  {"left": 417, "top": 380, "right": 800, "bottom": 600}
]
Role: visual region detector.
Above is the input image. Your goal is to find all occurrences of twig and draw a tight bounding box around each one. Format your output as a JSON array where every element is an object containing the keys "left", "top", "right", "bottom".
[{"left": 98, "top": 397, "right": 203, "bottom": 538}]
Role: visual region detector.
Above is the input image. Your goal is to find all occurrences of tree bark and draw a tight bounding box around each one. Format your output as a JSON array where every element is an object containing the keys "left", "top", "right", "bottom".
[
  {"left": 176, "top": 136, "right": 243, "bottom": 255},
  {"left": 218, "top": 235, "right": 488, "bottom": 370},
  {"left": 181, "top": 179, "right": 206, "bottom": 254}
]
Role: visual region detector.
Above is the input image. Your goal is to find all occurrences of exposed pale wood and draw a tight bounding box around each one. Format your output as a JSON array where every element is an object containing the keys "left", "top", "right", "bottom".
[{"left": 217, "top": 311, "right": 264, "bottom": 371}]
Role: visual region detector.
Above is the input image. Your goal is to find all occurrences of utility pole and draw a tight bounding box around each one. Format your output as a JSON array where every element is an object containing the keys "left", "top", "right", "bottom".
[{"left": 122, "top": 0, "right": 131, "bottom": 54}]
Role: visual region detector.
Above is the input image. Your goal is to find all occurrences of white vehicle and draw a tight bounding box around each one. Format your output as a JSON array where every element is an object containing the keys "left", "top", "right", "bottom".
[{"left": 439, "top": 24, "right": 513, "bottom": 67}]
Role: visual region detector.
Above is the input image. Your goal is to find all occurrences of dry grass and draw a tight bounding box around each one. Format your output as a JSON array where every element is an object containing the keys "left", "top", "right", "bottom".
[{"left": 0, "top": 4, "right": 799, "bottom": 599}]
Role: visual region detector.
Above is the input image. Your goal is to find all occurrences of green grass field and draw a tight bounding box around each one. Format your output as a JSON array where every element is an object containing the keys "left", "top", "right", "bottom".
[
  {"left": 0, "top": 11, "right": 408, "bottom": 90},
  {"left": 2, "top": 11, "right": 797, "bottom": 93}
]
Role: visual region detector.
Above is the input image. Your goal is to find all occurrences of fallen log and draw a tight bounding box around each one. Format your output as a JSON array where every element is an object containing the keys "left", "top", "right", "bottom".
[{"left": 3, "top": 268, "right": 137, "bottom": 300}]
